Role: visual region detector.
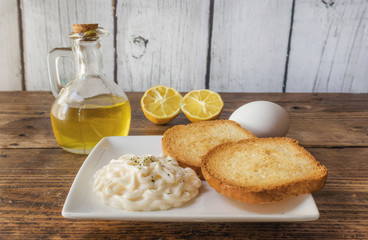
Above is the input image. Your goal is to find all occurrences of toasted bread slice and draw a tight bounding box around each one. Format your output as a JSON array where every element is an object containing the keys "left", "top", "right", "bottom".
[
  {"left": 162, "top": 120, "right": 255, "bottom": 178},
  {"left": 201, "top": 137, "right": 327, "bottom": 204}
]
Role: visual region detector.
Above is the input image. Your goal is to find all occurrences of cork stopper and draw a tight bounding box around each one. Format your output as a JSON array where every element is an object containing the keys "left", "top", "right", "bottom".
[{"left": 73, "top": 24, "right": 98, "bottom": 33}]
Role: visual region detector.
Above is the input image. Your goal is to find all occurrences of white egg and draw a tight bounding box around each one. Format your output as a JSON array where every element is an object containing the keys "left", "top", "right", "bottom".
[{"left": 229, "top": 101, "right": 289, "bottom": 138}]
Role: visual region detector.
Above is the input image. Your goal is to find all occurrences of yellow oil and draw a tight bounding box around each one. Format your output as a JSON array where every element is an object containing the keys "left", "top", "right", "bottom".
[{"left": 50, "top": 94, "right": 131, "bottom": 154}]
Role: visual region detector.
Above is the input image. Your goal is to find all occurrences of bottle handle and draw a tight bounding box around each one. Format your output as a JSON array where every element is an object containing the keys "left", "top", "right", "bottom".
[{"left": 47, "top": 48, "right": 73, "bottom": 97}]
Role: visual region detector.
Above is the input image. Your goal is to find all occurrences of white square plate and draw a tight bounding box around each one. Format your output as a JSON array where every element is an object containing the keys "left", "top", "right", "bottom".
[{"left": 62, "top": 136, "right": 320, "bottom": 222}]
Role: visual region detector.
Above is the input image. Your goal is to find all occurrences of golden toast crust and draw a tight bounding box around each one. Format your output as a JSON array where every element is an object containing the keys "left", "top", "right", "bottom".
[
  {"left": 201, "top": 137, "right": 328, "bottom": 203},
  {"left": 162, "top": 120, "right": 255, "bottom": 178}
]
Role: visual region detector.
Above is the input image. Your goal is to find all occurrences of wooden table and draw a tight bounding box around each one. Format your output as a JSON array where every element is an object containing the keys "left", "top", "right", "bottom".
[{"left": 0, "top": 91, "right": 367, "bottom": 239}]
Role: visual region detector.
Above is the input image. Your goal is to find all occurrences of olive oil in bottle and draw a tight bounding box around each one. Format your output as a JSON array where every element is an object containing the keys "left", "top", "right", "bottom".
[{"left": 51, "top": 95, "right": 131, "bottom": 154}]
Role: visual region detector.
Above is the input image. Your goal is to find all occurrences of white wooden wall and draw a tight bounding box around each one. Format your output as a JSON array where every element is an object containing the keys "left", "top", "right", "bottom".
[
  {"left": 0, "top": 0, "right": 22, "bottom": 90},
  {"left": 210, "top": 0, "right": 292, "bottom": 92},
  {"left": 287, "top": 0, "right": 368, "bottom": 92},
  {"left": 0, "top": 0, "right": 367, "bottom": 93}
]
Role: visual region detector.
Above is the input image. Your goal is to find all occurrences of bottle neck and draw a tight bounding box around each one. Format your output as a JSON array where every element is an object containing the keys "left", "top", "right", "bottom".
[{"left": 73, "top": 40, "right": 103, "bottom": 78}]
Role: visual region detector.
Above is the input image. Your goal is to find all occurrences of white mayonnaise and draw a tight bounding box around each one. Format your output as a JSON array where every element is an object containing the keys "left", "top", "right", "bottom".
[{"left": 93, "top": 154, "right": 201, "bottom": 211}]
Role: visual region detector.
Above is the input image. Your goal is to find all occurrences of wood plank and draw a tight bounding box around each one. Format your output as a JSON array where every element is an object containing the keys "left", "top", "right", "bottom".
[
  {"left": 0, "top": 92, "right": 367, "bottom": 239},
  {"left": 0, "top": 0, "right": 22, "bottom": 90},
  {"left": 0, "top": 92, "right": 57, "bottom": 148},
  {"left": 0, "top": 92, "right": 367, "bottom": 148},
  {"left": 209, "top": 0, "right": 292, "bottom": 92},
  {"left": 286, "top": 0, "right": 368, "bottom": 93},
  {"left": 0, "top": 147, "right": 367, "bottom": 239},
  {"left": 21, "top": 0, "right": 114, "bottom": 91},
  {"left": 115, "top": 0, "right": 210, "bottom": 91}
]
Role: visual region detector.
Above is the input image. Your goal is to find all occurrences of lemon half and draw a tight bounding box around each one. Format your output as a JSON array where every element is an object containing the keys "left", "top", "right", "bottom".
[
  {"left": 181, "top": 89, "right": 224, "bottom": 122},
  {"left": 141, "top": 85, "right": 182, "bottom": 124}
]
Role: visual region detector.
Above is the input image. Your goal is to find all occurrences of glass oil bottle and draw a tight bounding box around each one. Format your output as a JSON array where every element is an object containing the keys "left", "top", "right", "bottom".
[{"left": 48, "top": 24, "right": 131, "bottom": 154}]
